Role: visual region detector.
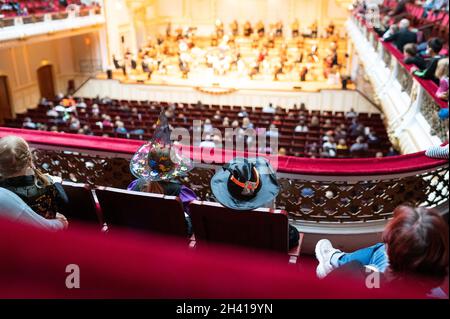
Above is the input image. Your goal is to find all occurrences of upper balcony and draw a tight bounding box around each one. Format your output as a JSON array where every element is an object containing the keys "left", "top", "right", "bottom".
[
  {"left": 0, "top": 2, "right": 104, "bottom": 46},
  {"left": 347, "top": 14, "right": 449, "bottom": 154}
]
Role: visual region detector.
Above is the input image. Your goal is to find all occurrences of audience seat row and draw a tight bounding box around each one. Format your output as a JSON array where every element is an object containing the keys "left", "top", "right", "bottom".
[{"left": 61, "top": 182, "right": 303, "bottom": 263}]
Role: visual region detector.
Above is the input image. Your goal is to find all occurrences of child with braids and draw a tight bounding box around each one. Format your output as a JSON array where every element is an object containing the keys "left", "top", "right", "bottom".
[{"left": 0, "top": 136, "right": 68, "bottom": 219}]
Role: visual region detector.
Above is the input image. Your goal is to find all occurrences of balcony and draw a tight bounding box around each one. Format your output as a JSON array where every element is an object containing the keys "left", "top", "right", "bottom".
[
  {"left": 0, "top": 6, "right": 104, "bottom": 44},
  {"left": 347, "top": 15, "right": 449, "bottom": 153},
  {"left": 0, "top": 127, "right": 447, "bottom": 253}
]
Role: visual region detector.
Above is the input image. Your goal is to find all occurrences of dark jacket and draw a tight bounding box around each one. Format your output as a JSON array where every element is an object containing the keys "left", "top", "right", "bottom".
[
  {"left": 404, "top": 55, "right": 427, "bottom": 70},
  {"left": 0, "top": 175, "right": 68, "bottom": 219},
  {"left": 414, "top": 55, "right": 443, "bottom": 84},
  {"left": 384, "top": 29, "right": 417, "bottom": 52}
]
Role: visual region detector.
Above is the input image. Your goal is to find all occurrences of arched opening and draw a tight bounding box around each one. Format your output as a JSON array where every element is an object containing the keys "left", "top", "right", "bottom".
[
  {"left": 0, "top": 75, "right": 13, "bottom": 124},
  {"left": 37, "top": 64, "right": 55, "bottom": 99}
]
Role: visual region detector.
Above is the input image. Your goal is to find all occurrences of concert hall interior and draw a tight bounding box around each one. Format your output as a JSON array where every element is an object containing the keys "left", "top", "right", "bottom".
[{"left": 0, "top": 0, "right": 448, "bottom": 300}]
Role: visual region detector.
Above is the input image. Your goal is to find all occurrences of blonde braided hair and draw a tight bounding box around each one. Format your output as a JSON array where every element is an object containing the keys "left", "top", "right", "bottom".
[{"left": 0, "top": 135, "right": 49, "bottom": 186}]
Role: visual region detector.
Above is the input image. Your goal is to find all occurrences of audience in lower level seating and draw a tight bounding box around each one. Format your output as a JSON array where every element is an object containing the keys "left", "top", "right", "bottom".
[
  {"left": 0, "top": 136, "right": 68, "bottom": 220},
  {"left": 315, "top": 204, "right": 449, "bottom": 298}
]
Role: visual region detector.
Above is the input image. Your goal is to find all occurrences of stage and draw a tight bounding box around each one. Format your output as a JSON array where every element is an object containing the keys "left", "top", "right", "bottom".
[
  {"left": 76, "top": 78, "right": 375, "bottom": 114},
  {"left": 96, "top": 71, "right": 351, "bottom": 93}
]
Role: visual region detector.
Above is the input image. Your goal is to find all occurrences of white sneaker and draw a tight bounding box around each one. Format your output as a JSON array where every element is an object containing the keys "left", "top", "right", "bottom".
[{"left": 315, "top": 239, "right": 342, "bottom": 279}]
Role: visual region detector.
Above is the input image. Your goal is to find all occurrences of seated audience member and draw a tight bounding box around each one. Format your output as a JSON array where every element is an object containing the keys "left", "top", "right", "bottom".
[
  {"left": 403, "top": 43, "right": 427, "bottom": 70},
  {"left": 116, "top": 122, "right": 128, "bottom": 134},
  {"left": 82, "top": 125, "right": 93, "bottom": 136},
  {"left": 345, "top": 108, "right": 358, "bottom": 119},
  {"left": 375, "top": 151, "right": 384, "bottom": 158},
  {"left": 323, "top": 119, "right": 333, "bottom": 129},
  {"left": 383, "top": 19, "right": 417, "bottom": 52},
  {"left": 423, "top": 0, "right": 449, "bottom": 17},
  {"left": 222, "top": 117, "right": 230, "bottom": 127},
  {"left": 22, "top": 117, "right": 37, "bottom": 130},
  {"left": 315, "top": 205, "right": 448, "bottom": 298},
  {"left": 435, "top": 58, "right": 449, "bottom": 101},
  {"left": 349, "top": 120, "right": 365, "bottom": 138},
  {"left": 266, "top": 124, "right": 279, "bottom": 138},
  {"left": 309, "top": 116, "right": 320, "bottom": 128},
  {"left": 203, "top": 119, "right": 214, "bottom": 134},
  {"left": 0, "top": 188, "right": 68, "bottom": 231},
  {"left": 350, "top": 136, "right": 369, "bottom": 153},
  {"left": 295, "top": 121, "right": 309, "bottom": 133},
  {"left": 367, "top": 128, "right": 380, "bottom": 145},
  {"left": 278, "top": 147, "right": 287, "bottom": 156},
  {"left": 322, "top": 137, "right": 337, "bottom": 157},
  {"left": 213, "top": 110, "right": 222, "bottom": 121},
  {"left": 412, "top": 38, "right": 444, "bottom": 84},
  {"left": 0, "top": 136, "right": 68, "bottom": 220},
  {"left": 61, "top": 95, "right": 76, "bottom": 108},
  {"left": 210, "top": 157, "right": 299, "bottom": 250},
  {"left": 102, "top": 115, "right": 113, "bottom": 128},
  {"left": 46, "top": 107, "right": 59, "bottom": 118},
  {"left": 336, "top": 138, "right": 348, "bottom": 150},
  {"left": 322, "top": 130, "right": 334, "bottom": 142},
  {"left": 237, "top": 107, "right": 249, "bottom": 118},
  {"left": 91, "top": 104, "right": 100, "bottom": 117},
  {"left": 335, "top": 125, "right": 348, "bottom": 140},
  {"left": 76, "top": 98, "right": 87, "bottom": 109},
  {"left": 69, "top": 115, "right": 81, "bottom": 131},
  {"left": 386, "top": 146, "right": 400, "bottom": 157},
  {"left": 241, "top": 117, "right": 254, "bottom": 130},
  {"left": 272, "top": 115, "right": 282, "bottom": 126},
  {"left": 262, "top": 103, "right": 276, "bottom": 114},
  {"left": 128, "top": 112, "right": 196, "bottom": 235},
  {"left": 382, "top": 23, "right": 399, "bottom": 40}
]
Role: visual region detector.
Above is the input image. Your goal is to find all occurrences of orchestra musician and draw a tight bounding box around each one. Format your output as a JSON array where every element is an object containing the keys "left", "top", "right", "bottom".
[
  {"left": 291, "top": 19, "right": 300, "bottom": 38},
  {"left": 275, "top": 20, "right": 283, "bottom": 37},
  {"left": 256, "top": 20, "right": 265, "bottom": 37},
  {"left": 243, "top": 21, "right": 253, "bottom": 37},
  {"left": 215, "top": 19, "right": 224, "bottom": 39},
  {"left": 230, "top": 20, "right": 239, "bottom": 36}
]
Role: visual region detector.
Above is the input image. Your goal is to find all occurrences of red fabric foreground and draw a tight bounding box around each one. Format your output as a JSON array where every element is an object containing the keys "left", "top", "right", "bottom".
[
  {"left": 0, "top": 218, "right": 431, "bottom": 299},
  {"left": 0, "top": 128, "right": 447, "bottom": 176}
]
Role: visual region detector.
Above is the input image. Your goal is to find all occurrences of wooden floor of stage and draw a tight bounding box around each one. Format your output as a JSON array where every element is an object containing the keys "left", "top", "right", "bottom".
[{"left": 96, "top": 71, "right": 354, "bottom": 93}]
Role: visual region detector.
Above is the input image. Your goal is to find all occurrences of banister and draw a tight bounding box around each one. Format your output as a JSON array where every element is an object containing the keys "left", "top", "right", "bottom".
[
  {"left": 357, "top": 14, "right": 448, "bottom": 110},
  {"left": 0, "top": 128, "right": 446, "bottom": 177}
]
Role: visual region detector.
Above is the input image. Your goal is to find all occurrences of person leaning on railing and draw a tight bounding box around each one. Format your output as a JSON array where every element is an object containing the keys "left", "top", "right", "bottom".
[{"left": 411, "top": 37, "right": 444, "bottom": 84}]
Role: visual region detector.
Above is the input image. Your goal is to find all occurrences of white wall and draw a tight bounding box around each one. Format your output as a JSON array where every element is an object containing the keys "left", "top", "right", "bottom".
[
  {"left": 0, "top": 32, "right": 103, "bottom": 114},
  {"left": 131, "top": 0, "right": 349, "bottom": 44},
  {"left": 75, "top": 78, "right": 380, "bottom": 114}
]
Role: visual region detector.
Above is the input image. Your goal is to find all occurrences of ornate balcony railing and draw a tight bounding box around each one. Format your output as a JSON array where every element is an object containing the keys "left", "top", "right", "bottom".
[
  {"left": 0, "top": 6, "right": 104, "bottom": 42},
  {"left": 349, "top": 15, "right": 449, "bottom": 147},
  {"left": 1, "top": 128, "right": 447, "bottom": 224}
]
